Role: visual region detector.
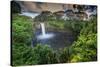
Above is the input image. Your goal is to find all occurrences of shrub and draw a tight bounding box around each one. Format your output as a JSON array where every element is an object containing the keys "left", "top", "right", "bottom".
[
  {"left": 70, "top": 17, "right": 97, "bottom": 62},
  {"left": 12, "top": 14, "right": 33, "bottom": 45}
]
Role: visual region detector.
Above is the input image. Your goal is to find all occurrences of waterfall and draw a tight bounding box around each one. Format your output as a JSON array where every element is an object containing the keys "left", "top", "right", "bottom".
[
  {"left": 16, "top": 1, "right": 40, "bottom": 18},
  {"left": 36, "top": 23, "right": 54, "bottom": 40},
  {"left": 40, "top": 23, "right": 46, "bottom": 36}
]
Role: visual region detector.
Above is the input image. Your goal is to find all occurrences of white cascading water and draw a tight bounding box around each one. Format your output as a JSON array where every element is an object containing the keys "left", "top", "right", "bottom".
[
  {"left": 17, "top": 1, "right": 40, "bottom": 18},
  {"left": 20, "top": 12, "right": 40, "bottom": 18},
  {"left": 37, "top": 23, "right": 54, "bottom": 40},
  {"left": 40, "top": 23, "right": 46, "bottom": 36}
]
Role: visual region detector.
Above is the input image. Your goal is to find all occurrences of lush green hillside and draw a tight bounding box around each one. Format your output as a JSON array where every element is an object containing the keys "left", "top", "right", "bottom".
[
  {"left": 70, "top": 18, "right": 97, "bottom": 62},
  {"left": 12, "top": 14, "right": 97, "bottom": 66},
  {"left": 12, "top": 14, "right": 33, "bottom": 65}
]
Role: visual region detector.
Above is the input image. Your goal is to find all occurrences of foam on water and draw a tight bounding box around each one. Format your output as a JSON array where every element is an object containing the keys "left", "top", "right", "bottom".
[{"left": 37, "top": 33, "right": 54, "bottom": 40}]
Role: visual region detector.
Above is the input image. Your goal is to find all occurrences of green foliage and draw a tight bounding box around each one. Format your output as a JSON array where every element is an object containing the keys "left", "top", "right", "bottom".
[
  {"left": 12, "top": 14, "right": 33, "bottom": 45},
  {"left": 48, "top": 19, "right": 87, "bottom": 37},
  {"left": 32, "top": 44, "right": 59, "bottom": 64},
  {"left": 59, "top": 47, "right": 70, "bottom": 63},
  {"left": 70, "top": 18, "right": 97, "bottom": 62},
  {"left": 12, "top": 44, "right": 59, "bottom": 66},
  {"left": 12, "top": 14, "right": 33, "bottom": 65},
  {"left": 64, "top": 20, "right": 87, "bottom": 34},
  {"left": 48, "top": 20, "right": 65, "bottom": 30},
  {"left": 12, "top": 43, "right": 32, "bottom": 65}
]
